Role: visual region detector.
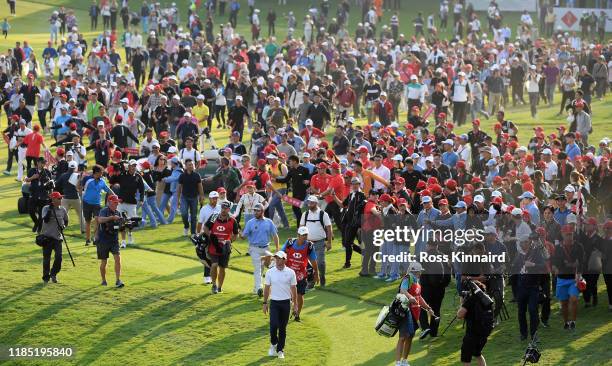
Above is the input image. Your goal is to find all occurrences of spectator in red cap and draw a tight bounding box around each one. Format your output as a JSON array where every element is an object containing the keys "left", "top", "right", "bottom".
[{"left": 39, "top": 191, "right": 69, "bottom": 284}]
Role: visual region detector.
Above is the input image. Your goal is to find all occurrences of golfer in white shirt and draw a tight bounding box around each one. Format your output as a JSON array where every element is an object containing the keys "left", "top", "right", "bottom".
[{"left": 263, "top": 251, "right": 298, "bottom": 360}]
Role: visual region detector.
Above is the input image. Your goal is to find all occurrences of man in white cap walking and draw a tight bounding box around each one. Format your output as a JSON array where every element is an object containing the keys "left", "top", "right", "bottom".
[
  {"left": 263, "top": 250, "right": 298, "bottom": 360},
  {"left": 299, "top": 195, "right": 332, "bottom": 286}
]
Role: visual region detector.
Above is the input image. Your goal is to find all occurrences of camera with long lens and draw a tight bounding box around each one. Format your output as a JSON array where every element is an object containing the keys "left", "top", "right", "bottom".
[
  {"left": 113, "top": 212, "right": 142, "bottom": 231},
  {"left": 461, "top": 279, "right": 494, "bottom": 308}
]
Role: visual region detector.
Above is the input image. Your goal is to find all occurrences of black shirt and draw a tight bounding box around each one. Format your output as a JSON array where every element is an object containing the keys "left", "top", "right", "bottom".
[
  {"left": 108, "top": 172, "right": 145, "bottom": 204},
  {"left": 178, "top": 171, "right": 202, "bottom": 198},
  {"left": 552, "top": 242, "right": 585, "bottom": 280},
  {"left": 20, "top": 84, "right": 40, "bottom": 105},
  {"left": 275, "top": 165, "right": 310, "bottom": 200},
  {"left": 55, "top": 169, "right": 79, "bottom": 199}
]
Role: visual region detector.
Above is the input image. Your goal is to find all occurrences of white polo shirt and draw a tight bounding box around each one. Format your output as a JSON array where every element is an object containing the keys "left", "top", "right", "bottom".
[
  {"left": 198, "top": 203, "right": 220, "bottom": 227},
  {"left": 299, "top": 208, "right": 332, "bottom": 242},
  {"left": 264, "top": 265, "right": 297, "bottom": 301}
]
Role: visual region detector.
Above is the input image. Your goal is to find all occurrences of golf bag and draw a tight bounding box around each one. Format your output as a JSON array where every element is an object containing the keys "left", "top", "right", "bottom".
[
  {"left": 190, "top": 233, "right": 219, "bottom": 266},
  {"left": 375, "top": 294, "right": 409, "bottom": 337}
]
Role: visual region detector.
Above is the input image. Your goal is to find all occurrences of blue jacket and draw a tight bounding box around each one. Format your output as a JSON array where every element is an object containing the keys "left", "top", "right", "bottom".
[{"left": 163, "top": 167, "right": 183, "bottom": 193}]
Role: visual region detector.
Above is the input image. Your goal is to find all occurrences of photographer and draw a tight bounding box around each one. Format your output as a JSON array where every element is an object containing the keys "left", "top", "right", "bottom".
[
  {"left": 55, "top": 161, "right": 84, "bottom": 233},
  {"left": 108, "top": 159, "right": 145, "bottom": 247},
  {"left": 512, "top": 233, "right": 546, "bottom": 341},
  {"left": 39, "top": 191, "right": 68, "bottom": 284},
  {"left": 95, "top": 194, "right": 125, "bottom": 288},
  {"left": 457, "top": 280, "right": 493, "bottom": 366},
  {"left": 24, "top": 157, "right": 53, "bottom": 232}
]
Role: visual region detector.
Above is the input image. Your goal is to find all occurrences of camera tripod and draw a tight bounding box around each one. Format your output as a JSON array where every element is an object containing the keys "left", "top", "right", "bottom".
[
  {"left": 52, "top": 207, "right": 75, "bottom": 267},
  {"left": 490, "top": 288, "right": 510, "bottom": 323}
]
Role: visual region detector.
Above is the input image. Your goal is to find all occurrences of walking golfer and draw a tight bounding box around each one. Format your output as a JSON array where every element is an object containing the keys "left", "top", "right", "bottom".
[
  {"left": 242, "top": 202, "right": 279, "bottom": 297},
  {"left": 263, "top": 250, "right": 298, "bottom": 360}
]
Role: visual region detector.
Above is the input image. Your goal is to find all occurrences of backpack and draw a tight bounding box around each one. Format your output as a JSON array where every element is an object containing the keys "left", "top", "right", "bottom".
[
  {"left": 302, "top": 210, "right": 327, "bottom": 239},
  {"left": 471, "top": 298, "right": 494, "bottom": 337},
  {"left": 253, "top": 170, "right": 265, "bottom": 190}
]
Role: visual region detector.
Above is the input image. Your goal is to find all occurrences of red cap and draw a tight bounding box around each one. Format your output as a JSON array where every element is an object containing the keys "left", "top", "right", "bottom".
[
  {"left": 438, "top": 199, "right": 448, "bottom": 206},
  {"left": 508, "top": 141, "right": 519, "bottom": 149},
  {"left": 154, "top": 85, "right": 163, "bottom": 91},
  {"left": 521, "top": 173, "right": 531, "bottom": 182},
  {"left": 397, "top": 198, "right": 408, "bottom": 206},
  {"left": 405, "top": 123, "right": 414, "bottom": 130},
  {"left": 183, "top": 87, "right": 191, "bottom": 95},
  {"left": 113, "top": 150, "right": 122, "bottom": 159},
  {"left": 456, "top": 160, "right": 466, "bottom": 169},
  {"left": 471, "top": 177, "right": 482, "bottom": 184},
  {"left": 159, "top": 131, "right": 169, "bottom": 138},
  {"left": 492, "top": 196, "right": 503, "bottom": 205},
  {"left": 395, "top": 177, "right": 405, "bottom": 185},
  {"left": 445, "top": 179, "right": 457, "bottom": 190},
  {"left": 108, "top": 195, "right": 122, "bottom": 203},
  {"left": 493, "top": 176, "right": 503, "bottom": 184},
  {"left": 69, "top": 123, "right": 77, "bottom": 130},
  {"left": 427, "top": 177, "right": 439, "bottom": 185},
  {"left": 522, "top": 182, "right": 534, "bottom": 192},
  {"left": 380, "top": 194, "right": 394, "bottom": 203},
  {"left": 472, "top": 119, "right": 481, "bottom": 126},
  {"left": 326, "top": 150, "right": 335, "bottom": 158},
  {"left": 71, "top": 109, "right": 78, "bottom": 116},
  {"left": 445, "top": 122, "right": 454, "bottom": 130},
  {"left": 494, "top": 122, "right": 502, "bottom": 130},
  {"left": 463, "top": 184, "right": 474, "bottom": 192},
  {"left": 345, "top": 170, "right": 355, "bottom": 178},
  {"left": 49, "top": 191, "right": 63, "bottom": 199},
  {"left": 585, "top": 217, "right": 598, "bottom": 226},
  {"left": 526, "top": 154, "right": 534, "bottom": 162},
  {"left": 376, "top": 139, "right": 386, "bottom": 146},
  {"left": 216, "top": 187, "right": 227, "bottom": 193},
  {"left": 317, "top": 162, "right": 328, "bottom": 169},
  {"left": 420, "top": 189, "right": 432, "bottom": 197},
  {"left": 11, "top": 115, "right": 19, "bottom": 121},
  {"left": 503, "top": 153, "right": 513, "bottom": 162},
  {"left": 115, "top": 115, "right": 123, "bottom": 122},
  {"left": 437, "top": 112, "right": 446, "bottom": 118},
  {"left": 141, "top": 161, "right": 151, "bottom": 169},
  {"left": 416, "top": 180, "right": 427, "bottom": 189},
  {"left": 430, "top": 184, "right": 442, "bottom": 194},
  {"left": 357, "top": 146, "right": 369, "bottom": 153},
  {"left": 575, "top": 100, "right": 584, "bottom": 108},
  {"left": 330, "top": 162, "right": 341, "bottom": 170},
  {"left": 56, "top": 147, "right": 65, "bottom": 156},
  {"left": 257, "top": 159, "right": 266, "bottom": 166},
  {"left": 320, "top": 141, "right": 329, "bottom": 149}
]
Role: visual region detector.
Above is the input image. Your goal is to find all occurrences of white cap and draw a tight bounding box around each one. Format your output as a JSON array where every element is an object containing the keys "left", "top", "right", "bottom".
[
  {"left": 266, "top": 154, "right": 278, "bottom": 159},
  {"left": 491, "top": 190, "right": 502, "bottom": 198},
  {"left": 167, "top": 146, "right": 178, "bottom": 153},
  {"left": 274, "top": 250, "right": 287, "bottom": 259},
  {"left": 209, "top": 191, "right": 220, "bottom": 198},
  {"left": 197, "top": 94, "right": 205, "bottom": 100},
  {"left": 68, "top": 161, "right": 78, "bottom": 169},
  {"left": 380, "top": 91, "right": 387, "bottom": 97},
  {"left": 128, "top": 159, "right": 138, "bottom": 165},
  {"left": 297, "top": 226, "right": 309, "bottom": 235},
  {"left": 511, "top": 208, "right": 523, "bottom": 216},
  {"left": 236, "top": 95, "right": 243, "bottom": 101},
  {"left": 120, "top": 98, "right": 129, "bottom": 103},
  {"left": 421, "top": 196, "right": 432, "bottom": 203},
  {"left": 564, "top": 185, "right": 576, "bottom": 193},
  {"left": 408, "top": 262, "right": 424, "bottom": 272},
  {"left": 410, "top": 74, "right": 417, "bottom": 80},
  {"left": 474, "top": 195, "right": 485, "bottom": 203},
  {"left": 392, "top": 154, "right": 403, "bottom": 161},
  {"left": 443, "top": 139, "right": 454, "bottom": 145},
  {"left": 97, "top": 121, "right": 105, "bottom": 127},
  {"left": 541, "top": 148, "right": 552, "bottom": 155},
  {"left": 302, "top": 152, "right": 311, "bottom": 158},
  {"left": 306, "top": 195, "right": 319, "bottom": 203},
  {"left": 305, "top": 119, "right": 313, "bottom": 126},
  {"left": 566, "top": 213, "right": 577, "bottom": 224},
  {"left": 483, "top": 226, "right": 497, "bottom": 235}
]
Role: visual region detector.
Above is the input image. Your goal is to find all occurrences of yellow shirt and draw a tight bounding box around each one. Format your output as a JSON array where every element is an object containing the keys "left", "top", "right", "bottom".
[{"left": 192, "top": 103, "right": 210, "bottom": 127}]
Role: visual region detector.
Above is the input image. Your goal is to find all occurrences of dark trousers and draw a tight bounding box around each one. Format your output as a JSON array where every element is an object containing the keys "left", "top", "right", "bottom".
[
  {"left": 26, "top": 156, "right": 37, "bottom": 172},
  {"left": 583, "top": 273, "right": 600, "bottom": 305},
  {"left": 539, "top": 274, "right": 551, "bottom": 323},
  {"left": 42, "top": 238, "right": 62, "bottom": 281},
  {"left": 341, "top": 224, "right": 361, "bottom": 265},
  {"left": 37, "top": 109, "right": 47, "bottom": 129},
  {"left": 420, "top": 284, "right": 445, "bottom": 336},
  {"left": 29, "top": 197, "right": 43, "bottom": 230},
  {"left": 270, "top": 299, "right": 290, "bottom": 352},
  {"left": 453, "top": 101, "right": 467, "bottom": 126},
  {"left": 324, "top": 201, "right": 342, "bottom": 231},
  {"left": 517, "top": 286, "right": 539, "bottom": 337},
  {"left": 559, "top": 90, "right": 575, "bottom": 114},
  {"left": 512, "top": 83, "right": 525, "bottom": 105},
  {"left": 604, "top": 274, "right": 612, "bottom": 306},
  {"left": 9, "top": 1, "right": 15, "bottom": 14},
  {"left": 291, "top": 205, "right": 302, "bottom": 223},
  {"left": 91, "top": 16, "right": 98, "bottom": 30},
  {"left": 5, "top": 148, "right": 17, "bottom": 172}
]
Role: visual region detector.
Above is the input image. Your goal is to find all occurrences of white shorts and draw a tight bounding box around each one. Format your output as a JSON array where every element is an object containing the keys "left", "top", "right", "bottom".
[{"left": 117, "top": 203, "right": 138, "bottom": 218}]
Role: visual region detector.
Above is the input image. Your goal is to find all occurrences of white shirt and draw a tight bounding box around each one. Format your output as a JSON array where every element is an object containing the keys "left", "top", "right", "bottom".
[
  {"left": 371, "top": 164, "right": 390, "bottom": 191},
  {"left": 264, "top": 265, "right": 297, "bottom": 301},
  {"left": 299, "top": 208, "right": 331, "bottom": 242},
  {"left": 234, "top": 192, "right": 266, "bottom": 215},
  {"left": 198, "top": 203, "right": 220, "bottom": 228},
  {"left": 544, "top": 160, "right": 558, "bottom": 181},
  {"left": 179, "top": 148, "right": 201, "bottom": 164}
]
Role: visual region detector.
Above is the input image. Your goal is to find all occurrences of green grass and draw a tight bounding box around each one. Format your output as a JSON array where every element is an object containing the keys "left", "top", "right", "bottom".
[{"left": 1, "top": 1, "right": 612, "bottom": 365}]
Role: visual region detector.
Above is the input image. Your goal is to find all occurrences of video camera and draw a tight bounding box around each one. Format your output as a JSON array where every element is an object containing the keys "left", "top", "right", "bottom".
[
  {"left": 523, "top": 333, "right": 542, "bottom": 365},
  {"left": 461, "top": 279, "right": 494, "bottom": 309},
  {"left": 113, "top": 212, "right": 142, "bottom": 231}
]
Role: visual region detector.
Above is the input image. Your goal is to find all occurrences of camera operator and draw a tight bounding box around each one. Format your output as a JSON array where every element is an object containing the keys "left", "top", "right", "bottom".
[
  {"left": 512, "top": 233, "right": 546, "bottom": 341},
  {"left": 55, "top": 160, "right": 84, "bottom": 233},
  {"left": 66, "top": 134, "right": 87, "bottom": 168},
  {"left": 95, "top": 194, "right": 125, "bottom": 288},
  {"left": 24, "top": 157, "right": 53, "bottom": 232},
  {"left": 457, "top": 280, "right": 493, "bottom": 366},
  {"left": 109, "top": 159, "right": 145, "bottom": 248},
  {"left": 39, "top": 191, "right": 68, "bottom": 284},
  {"left": 419, "top": 240, "right": 451, "bottom": 339}
]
